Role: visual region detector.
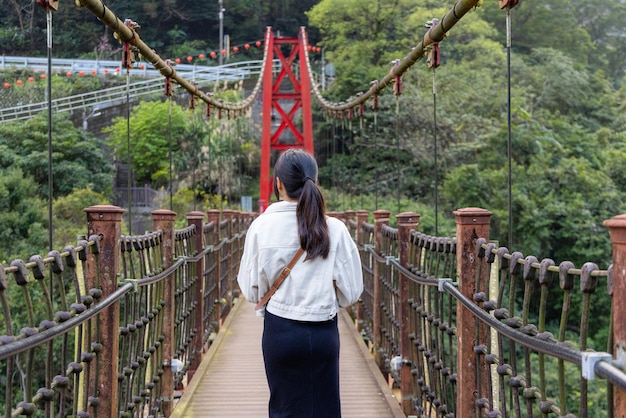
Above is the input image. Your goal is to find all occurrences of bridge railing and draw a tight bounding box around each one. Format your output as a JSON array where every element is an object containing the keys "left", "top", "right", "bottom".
[
  {"left": 3, "top": 205, "right": 626, "bottom": 417},
  {"left": 0, "top": 58, "right": 283, "bottom": 122},
  {"left": 335, "top": 208, "right": 626, "bottom": 418},
  {"left": 0, "top": 205, "right": 253, "bottom": 417}
]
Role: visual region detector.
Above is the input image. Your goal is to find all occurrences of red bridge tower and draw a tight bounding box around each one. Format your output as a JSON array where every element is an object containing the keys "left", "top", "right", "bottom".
[{"left": 259, "top": 27, "right": 314, "bottom": 212}]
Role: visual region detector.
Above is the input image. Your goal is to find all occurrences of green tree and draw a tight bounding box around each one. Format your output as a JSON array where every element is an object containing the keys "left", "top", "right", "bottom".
[
  {"left": 52, "top": 187, "right": 110, "bottom": 249},
  {"left": 105, "top": 100, "right": 189, "bottom": 187},
  {"left": 307, "top": 0, "right": 417, "bottom": 98},
  {"left": 0, "top": 113, "right": 114, "bottom": 199},
  {"left": 0, "top": 168, "right": 47, "bottom": 262}
]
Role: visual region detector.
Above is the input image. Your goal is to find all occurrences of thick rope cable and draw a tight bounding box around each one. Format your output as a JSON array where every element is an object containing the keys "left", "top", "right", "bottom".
[
  {"left": 76, "top": 0, "right": 270, "bottom": 113},
  {"left": 301, "top": 0, "right": 481, "bottom": 113}
]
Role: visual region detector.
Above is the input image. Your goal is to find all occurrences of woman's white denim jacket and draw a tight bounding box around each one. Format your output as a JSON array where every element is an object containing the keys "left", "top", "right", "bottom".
[{"left": 237, "top": 201, "right": 364, "bottom": 322}]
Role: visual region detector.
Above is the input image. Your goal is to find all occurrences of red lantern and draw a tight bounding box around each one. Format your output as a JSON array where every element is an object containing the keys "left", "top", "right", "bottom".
[
  {"left": 28, "top": 77, "right": 35, "bottom": 82},
  {"left": 307, "top": 45, "right": 312, "bottom": 51},
  {"left": 233, "top": 46, "right": 239, "bottom": 53},
  {"left": 175, "top": 58, "right": 181, "bottom": 64},
  {"left": 91, "top": 69, "right": 97, "bottom": 75},
  {"left": 255, "top": 41, "right": 261, "bottom": 47},
  {"left": 66, "top": 72, "right": 72, "bottom": 77},
  {"left": 115, "top": 67, "right": 120, "bottom": 73},
  {"left": 79, "top": 71, "right": 85, "bottom": 76},
  {"left": 16, "top": 79, "right": 23, "bottom": 85},
  {"left": 41, "top": 74, "right": 46, "bottom": 79},
  {"left": 210, "top": 51, "right": 216, "bottom": 58},
  {"left": 139, "top": 64, "right": 145, "bottom": 69},
  {"left": 221, "top": 49, "right": 227, "bottom": 55},
  {"left": 244, "top": 43, "right": 250, "bottom": 50},
  {"left": 103, "top": 68, "right": 109, "bottom": 74},
  {"left": 199, "top": 53, "right": 205, "bottom": 60},
  {"left": 3, "top": 83, "right": 9, "bottom": 89},
  {"left": 186, "top": 55, "right": 193, "bottom": 63}
]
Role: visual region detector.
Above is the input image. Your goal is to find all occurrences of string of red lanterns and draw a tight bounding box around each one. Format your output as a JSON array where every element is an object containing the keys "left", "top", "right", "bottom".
[
  {"left": 171, "top": 39, "right": 322, "bottom": 65},
  {"left": 2, "top": 40, "right": 323, "bottom": 89}
]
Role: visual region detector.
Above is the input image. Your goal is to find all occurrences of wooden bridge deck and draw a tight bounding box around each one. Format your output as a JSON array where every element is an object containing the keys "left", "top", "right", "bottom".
[{"left": 171, "top": 298, "right": 405, "bottom": 418}]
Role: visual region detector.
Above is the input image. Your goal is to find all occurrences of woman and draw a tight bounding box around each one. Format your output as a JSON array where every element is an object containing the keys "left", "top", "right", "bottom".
[{"left": 237, "top": 149, "right": 364, "bottom": 418}]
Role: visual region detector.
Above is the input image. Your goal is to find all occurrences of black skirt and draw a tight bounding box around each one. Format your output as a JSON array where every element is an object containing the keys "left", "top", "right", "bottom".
[{"left": 262, "top": 310, "right": 341, "bottom": 418}]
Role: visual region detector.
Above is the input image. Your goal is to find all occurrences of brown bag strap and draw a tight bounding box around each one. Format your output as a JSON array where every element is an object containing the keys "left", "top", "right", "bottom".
[{"left": 255, "top": 248, "right": 304, "bottom": 311}]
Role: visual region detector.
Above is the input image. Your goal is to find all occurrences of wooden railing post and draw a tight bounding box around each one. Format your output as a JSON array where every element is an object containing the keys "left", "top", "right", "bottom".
[
  {"left": 354, "top": 210, "right": 369, "bottom": 331},
  {"left": 396, "top": 212, "right": 420, "bottom": 415},
  {"left": 373, "top": 209, "right": 390, "bottom": 369},
  {"left": 355, "top": 210, "right": 369, "bottom": 242},
  {"left": 152, "top": 209, "right": 177, "bottom": 417},
  {"left": 345, "top": 210, "right": 355, "bottom": 225},
  {"left": 603, "top": 214, "right": 626, "bottom": 416},
  {"left": 186, "top": 211, "right": 205, "bottom": 380},
  {"left": 207, "top": 209, "right": 222, "bottom": 325},
  {"left": 84, "top": 205, "right": 124, "bottom": 418},
  {"left": 454, "top": 207, "right": 492, "bottom": 417},
  {"left": 222, "top": 209, "right": 234, "bottom": 304}
]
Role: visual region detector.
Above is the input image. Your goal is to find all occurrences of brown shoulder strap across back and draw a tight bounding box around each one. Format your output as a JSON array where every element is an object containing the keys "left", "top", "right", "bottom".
[{"left": 255, "top": 248, "right": 304, "bottom": 311}]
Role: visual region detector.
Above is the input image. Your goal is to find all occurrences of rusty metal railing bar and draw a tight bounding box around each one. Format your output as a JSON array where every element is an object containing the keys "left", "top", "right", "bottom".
[
  {"left": 441, "top": 280, "right": 582, "bottom": 365},
  {"left": 183, "top": 231, "right": 245, "bottom": 263},
  {"left": 595, "top": 360, "right": 626, "bottom": 392},
  {"left": 363, "top": 244, "right": 388, "bottom": 264},
  {"left": 0, "top": 282, "right": 134, "bottom": 360},
  {"left": 124, "top": 257, "right": 185, "bottom": 287},
  {"left": 184, "top": 245, "right": 214, "bottom": 263},
  {"left": 388, "top": 257, "right": 440, "bottom": 287}
]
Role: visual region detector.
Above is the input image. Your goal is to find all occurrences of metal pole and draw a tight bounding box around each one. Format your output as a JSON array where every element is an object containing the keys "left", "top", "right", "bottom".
[
  {"left": 218, "top": 0, "right": 224, "bottom": 67},
  {"left": 168, "top": 96, "right": 173, "bottom": 211},
  {"left": 506, "top": 7, "right": 513, "bottom": 250},
  {"left": 433, "top": 69, "right": 438, "bottom": 236},
  {"left": 126, "top": 69, "right": 132, "bottom": 234}
]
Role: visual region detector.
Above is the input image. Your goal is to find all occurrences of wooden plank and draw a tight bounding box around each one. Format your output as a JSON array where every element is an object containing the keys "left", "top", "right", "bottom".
[{"left": 171, "top": 299, "right": 405, "bottom": 418}]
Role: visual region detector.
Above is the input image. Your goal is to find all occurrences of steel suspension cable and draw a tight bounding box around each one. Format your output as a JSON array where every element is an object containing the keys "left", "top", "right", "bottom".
[
  {"left": 332, "top": 117, "right": 337, "bottom": 207},
  {"left": 374, "top": 109, "right": 379, "bottom": 210},
  {"left": 395, "top": 94, "right": 400, "bottom": 214},
  {"left": 426, "top": 24, "right": 441, "bottom": 235},
  {"left": 45, "top": 8, "right": 53, "bottom": 253},
  {"left": 506, "top": 6, "right": 513, "bottom": 251},
  {"left": 168, "top": 95, "right": 173, "bottom": 211},
  {"left": 432, "top": 69, "right": 439, "bottom": 235},
  {"left": 191, "top": 106, "right": 197, "bottom": 211},
  {"left": 126, "top": 66, "right": 132, "bottom": 234}
]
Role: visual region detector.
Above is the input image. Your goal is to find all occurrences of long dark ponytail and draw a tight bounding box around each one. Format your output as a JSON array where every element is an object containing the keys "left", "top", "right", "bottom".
[{"left": 273, "top": 149, "right": 329, "bottom": 260}]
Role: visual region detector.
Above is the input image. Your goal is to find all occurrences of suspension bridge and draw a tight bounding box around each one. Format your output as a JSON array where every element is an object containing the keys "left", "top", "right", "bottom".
[{"left": 2, "top": 0, "right": 626, "bottom": 417}]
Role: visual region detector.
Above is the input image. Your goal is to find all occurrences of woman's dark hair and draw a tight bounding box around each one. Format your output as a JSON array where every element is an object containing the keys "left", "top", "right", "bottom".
[{"left": 274, "top": 149, "right": 329, "bottom": 260}]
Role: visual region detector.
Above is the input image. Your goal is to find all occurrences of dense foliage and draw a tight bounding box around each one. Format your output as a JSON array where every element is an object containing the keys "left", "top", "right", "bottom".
[
  {"left": 308, "top": 0, "right": 626, "bottom": 267},
  {"left": 0, "top": 0, "right": 320, "bottom": 61}
]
